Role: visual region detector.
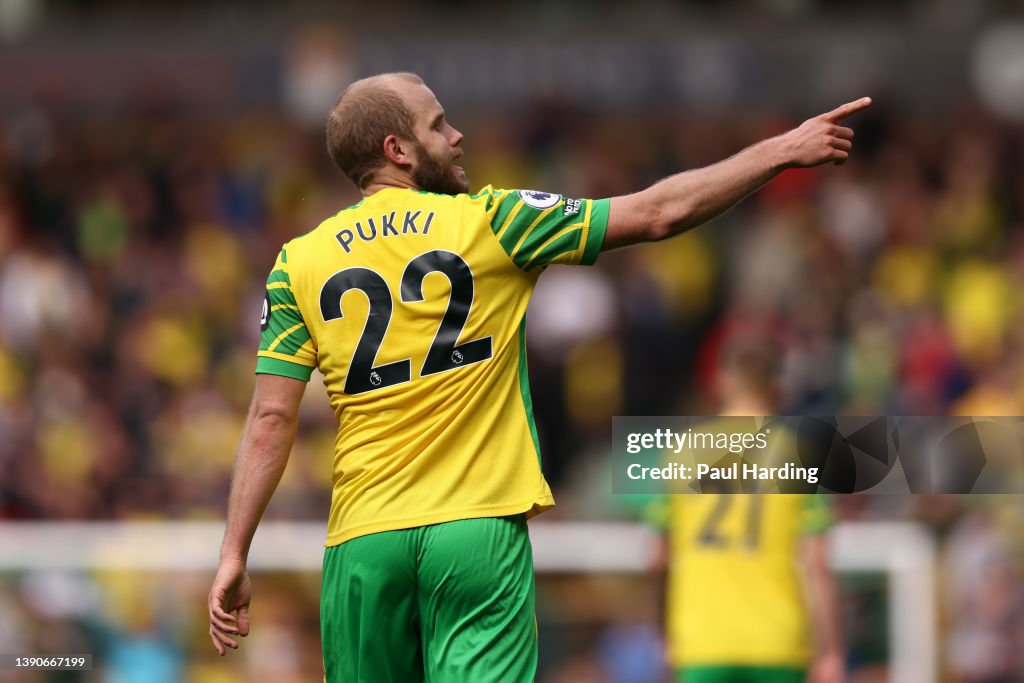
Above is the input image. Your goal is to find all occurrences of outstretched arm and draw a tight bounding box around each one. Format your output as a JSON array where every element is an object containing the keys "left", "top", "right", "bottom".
[
  {"left": 208, "top": 373, "right": 307, "bottom": 655},
  {"left": 603, "top": 97, "right": 872, "bottom": 249}
]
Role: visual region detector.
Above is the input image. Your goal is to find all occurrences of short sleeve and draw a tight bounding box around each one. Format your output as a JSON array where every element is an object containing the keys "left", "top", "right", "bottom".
[
  {"left": 644, "top": 494, "right": 671, "bottom": 532},
  {"left": 800, "top": 495, "right": 834, "bottom": 536},
  {"left": 478, "top": 186, "right": 609, "bottom": 270},
  {"left": 255, "top": 247, "right": 317, "bottom": 382}
]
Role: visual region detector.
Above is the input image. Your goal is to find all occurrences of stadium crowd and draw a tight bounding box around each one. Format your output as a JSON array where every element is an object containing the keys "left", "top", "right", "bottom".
[{"left": 2, "top": 86, "right": 1024, "bottom": 681}]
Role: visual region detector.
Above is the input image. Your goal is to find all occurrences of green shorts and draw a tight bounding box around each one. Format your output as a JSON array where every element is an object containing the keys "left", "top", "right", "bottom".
[
  {"left": 676, "top": 666, "right": 806, "bottom": 683},
  {"left": 321, "top": 515, "right": 536, "bottom": 683}
]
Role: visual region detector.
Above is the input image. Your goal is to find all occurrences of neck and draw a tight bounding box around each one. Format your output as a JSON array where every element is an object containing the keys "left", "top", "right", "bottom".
[
  {"left": 719, "top": 393, "right": 773, "bottom": 416},
  {"left": 362, "top": 169, "right": 418, "bottom": 196}
]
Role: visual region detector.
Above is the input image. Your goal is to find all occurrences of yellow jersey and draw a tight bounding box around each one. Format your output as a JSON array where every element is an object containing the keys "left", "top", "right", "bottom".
[
  {"left": 664, "top": 493, "right": 832, "bottom": 668},
  {"left": 256, "top": 186, "right": 608, "bottom": 546}
]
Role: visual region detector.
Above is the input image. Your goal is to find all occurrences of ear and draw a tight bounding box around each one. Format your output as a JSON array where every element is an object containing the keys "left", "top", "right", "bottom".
[{"left": 383, "top": 134, "right": 414, "bottom": 167}]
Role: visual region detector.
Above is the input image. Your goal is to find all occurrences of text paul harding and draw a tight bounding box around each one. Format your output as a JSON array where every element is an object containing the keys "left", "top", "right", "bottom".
[{"left": 623, "top": 428, "right": 820, "bottom": 485}]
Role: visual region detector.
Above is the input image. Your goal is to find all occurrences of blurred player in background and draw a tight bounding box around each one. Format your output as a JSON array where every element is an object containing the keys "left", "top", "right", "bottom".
[
  {"left": 206, "top": 71, "right": 868, "bottom": 682},
  {"left": 653, "top": 337, "right": 844, "bottom": 683}
]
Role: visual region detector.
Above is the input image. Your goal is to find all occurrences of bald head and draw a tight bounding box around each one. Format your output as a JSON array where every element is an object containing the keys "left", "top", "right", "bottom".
[{"left": 326, "top": 72, "right": 425, "bottom": 188}]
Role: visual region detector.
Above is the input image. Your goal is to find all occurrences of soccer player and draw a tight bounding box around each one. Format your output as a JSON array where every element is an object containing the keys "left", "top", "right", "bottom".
[
  {"left": 654, "top": 338, "right": 844, "bottom": 683},
  {"left": 206, "top": 72, "right": 868, "bottom": 682}
]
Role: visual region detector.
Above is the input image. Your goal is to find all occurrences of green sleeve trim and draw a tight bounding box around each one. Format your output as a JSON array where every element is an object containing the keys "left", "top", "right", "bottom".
[
  {"left": 491, "top": 192, "right": 520, "bottom": 238},
  {"left": 507, "top": 212, "right": 571, "bottom": 263},
  {"left": 518, "top": 229, "right": 583, "bottom": 270},
  {"left": 255, "top": 355, "right": 315, "bottom": 381},
  {"left": 801, "top": 495, "right": 834, "bottom": 536},
  {"left": 581, "top": 198, "right": 610, "bottom": 266},
  {"left": 266, "top": 269, "right": 291, "bottom": 285},
  {"left": 644, "top": 495, "right": 671, "bottom": 531},
  {"left": 470, "top": 185, "right": 497, "bottom": 202},
  {"left": 269, "top": 325, "right": 312, "bottom": 354},
  {"left": 267, "top": 286, "right": 297, "bottom": 306}
]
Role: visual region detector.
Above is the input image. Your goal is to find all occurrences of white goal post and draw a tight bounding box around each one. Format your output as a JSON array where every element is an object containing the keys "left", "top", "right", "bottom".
[{"left": 0, "top": 520, "right": 935, "bottom": 682}]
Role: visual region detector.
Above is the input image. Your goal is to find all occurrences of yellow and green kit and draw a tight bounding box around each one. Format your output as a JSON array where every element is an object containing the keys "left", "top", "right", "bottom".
[{"left": 256, "top": 186, "right": 608, "bottom": 682}]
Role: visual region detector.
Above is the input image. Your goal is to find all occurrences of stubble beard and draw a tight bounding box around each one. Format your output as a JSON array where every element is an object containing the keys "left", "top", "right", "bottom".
[{"left": 411, "top": 143, "right": 469, "bottom": 195}]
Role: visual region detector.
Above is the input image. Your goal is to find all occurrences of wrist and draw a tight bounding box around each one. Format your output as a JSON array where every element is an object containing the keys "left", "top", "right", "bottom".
[
  {"left": 219, "top": 549, "right": 248, "bottom": 564},
  {"left": 760, "top": 136, "right": 793, "bottom": 173}
]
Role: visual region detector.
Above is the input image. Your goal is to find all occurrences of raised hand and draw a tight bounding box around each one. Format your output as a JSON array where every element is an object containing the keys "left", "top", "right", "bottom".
[{"left": 779, "top": 97, "right": 872, "bottom": 168}]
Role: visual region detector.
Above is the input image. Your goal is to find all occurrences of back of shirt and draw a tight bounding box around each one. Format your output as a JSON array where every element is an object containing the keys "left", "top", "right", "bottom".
[
  {"left": 257, "top": 186, "right": 608, "bottom": 546},
  {"left": 666, "top": 493, "right": 832, "bottom": 668}
]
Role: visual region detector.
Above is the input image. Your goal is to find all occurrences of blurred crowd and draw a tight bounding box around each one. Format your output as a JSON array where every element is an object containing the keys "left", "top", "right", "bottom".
[
  {"left": 3, "top": 63, "right": 1024, "bottom": 680},
  {"left": 7, "top": 94, "right": 1024, "bottom": 517}
]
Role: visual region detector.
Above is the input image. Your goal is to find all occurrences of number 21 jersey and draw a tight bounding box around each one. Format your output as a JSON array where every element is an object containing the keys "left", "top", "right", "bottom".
[{"left": 257, "top": 186, "right": 609, "bottom": 546}]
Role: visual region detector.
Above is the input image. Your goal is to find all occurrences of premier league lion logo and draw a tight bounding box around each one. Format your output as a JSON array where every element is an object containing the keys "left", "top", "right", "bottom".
[{"left": 518, "top": 190, "right": 562, "bottom": 210}]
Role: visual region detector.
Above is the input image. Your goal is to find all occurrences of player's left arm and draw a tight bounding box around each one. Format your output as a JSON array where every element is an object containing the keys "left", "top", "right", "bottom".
[
  {"left": 208, "top": 373, "right": 306, "bottom": 655},
  {"left": 801, "top": 512, "right": 845, "bottom": 683},
  {"left": 603, "top": 97, "right": 871, "bottom": 250}
]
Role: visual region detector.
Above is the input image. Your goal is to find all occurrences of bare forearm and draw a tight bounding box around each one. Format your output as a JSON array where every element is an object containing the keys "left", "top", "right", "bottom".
[
  {"left": 603, "top": 97, "right": 870, "bottom": 249},
  {"left": 806, "top": 539, "right": 844, "bottom": 656},
  {"left": 646, "top": 137, "right": 786, "bottom": 239},
  {"left": 811, "top": 572, "right": 843, "bottom": 655},
  {"left": 219, "top": 412, "right": 297, "bottom": 562}
]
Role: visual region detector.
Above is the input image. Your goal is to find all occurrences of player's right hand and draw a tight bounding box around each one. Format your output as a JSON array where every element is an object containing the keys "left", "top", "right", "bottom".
[
  {"left": 808, "top": 650, "right": 846, "bottom": 683},
  {"left": 779, "top": 97, "right": 872, "bottom": 168},
  {"left": 208, "top": 556, "right": 252, "bottom": 655}
]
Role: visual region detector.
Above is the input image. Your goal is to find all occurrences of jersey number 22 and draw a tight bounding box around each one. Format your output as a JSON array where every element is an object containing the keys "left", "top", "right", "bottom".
[{"left": 319, "top": 250, "right": 493, "bottom": 394}]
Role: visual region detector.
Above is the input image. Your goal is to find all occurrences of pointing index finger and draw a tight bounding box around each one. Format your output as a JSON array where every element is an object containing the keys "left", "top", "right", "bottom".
[{"left": 822, "top": 97, "right": 873, "bottom": 123}]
